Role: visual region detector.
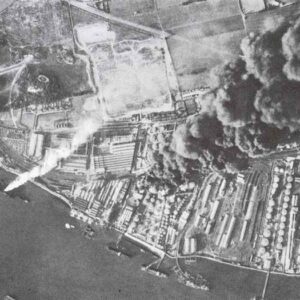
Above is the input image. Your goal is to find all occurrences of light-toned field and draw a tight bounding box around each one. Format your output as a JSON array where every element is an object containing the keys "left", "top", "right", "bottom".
[
  {"left": 245, "top": 1, "right": 300, "bottom": 33},
  {"left": 75, "top": 22, "right": 173, "bottom": 117},
  {"left": 110, "top": 0, "right": 246, "bottom": 89},
  {"left": 0, "top": 0, "right": 14, "bottom": 12},
  {"left": 167, "top": 30, "right": 245, "bottom": 90},
  {"left": 93, "top": 39, "right": 172, "bottom": 116},
  {"left": 36, "top": 111, "right": 67, "bottom": 132}
]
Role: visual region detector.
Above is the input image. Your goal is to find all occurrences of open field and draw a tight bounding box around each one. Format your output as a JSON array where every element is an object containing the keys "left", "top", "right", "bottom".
[
  {"left": 74, "top": 20, "right": 174, "bottom": 117},
  {"left": 36, "top": 111, "right": 68, "bottom": 132},
  {"left": 110, "top": 0, "right": 246, "bottom": 89},
  {"left": 29, "top": 63, "right": 92, "bottom": 97},
  {"left": 167, "top": 30, "right": 245, "bottom": 90},
  {"left": 1, "top": 0, "right": 247, "bottom": 91},
  {"left": 11, "top": 57, "right": 92, "bottom": 109},
  {"left": 1, "top": 0, "right": 72, "bottom": 47},
  {"left": 245, "top": 2, "right": 300, "bottom": 33},
  {"left": 0, "top": 45, "right": 11, "bottom": 66},
  {"left": 110, "top": 0, "right": 240, "bottom": 28},
  {"left": 20, "top": 112, "right": 35, "bottom": 129},
  {"left": 0, "top": 0, "right": 14, "bottom": 13}
]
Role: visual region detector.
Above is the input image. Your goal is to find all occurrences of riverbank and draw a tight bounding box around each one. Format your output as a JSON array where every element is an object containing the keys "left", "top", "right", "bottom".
[
  {"left": 0, "top": 168, "right": 300, "bottom": 299},
  {"left": 0, "top": 163, "right": 72, "bottom": 207},
  {"left": 176, "top": 253, "right": 300, "bottom": 278}
]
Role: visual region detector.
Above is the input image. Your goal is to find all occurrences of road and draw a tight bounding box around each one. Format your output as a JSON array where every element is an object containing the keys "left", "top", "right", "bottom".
[
  {"left": 168, "top": 14, "right": 244, "bottom": 39},
  {"left": 251, "top": 148, "right": 300, "bottom": 163},
  {"left": 245, "top": 1, "right": 300, "bottom": 33},
  {"left": 0, "top": 61, "right": 27, "bottom": 76},
  {"left": 262, "top": 269, "right": 271, "bottom": 300},
  {"left": 66, "top": 0, "right": 170, "bottom": 38}
]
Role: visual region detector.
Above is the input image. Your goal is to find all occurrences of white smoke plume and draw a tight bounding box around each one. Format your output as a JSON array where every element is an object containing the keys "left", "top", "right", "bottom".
[{"left": 4, "top": 118, "right": 100, "bottom": 192}]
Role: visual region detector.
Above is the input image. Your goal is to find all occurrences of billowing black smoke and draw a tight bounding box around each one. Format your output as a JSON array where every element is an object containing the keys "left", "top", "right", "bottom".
[{"left": 170, "top": 18, "right": 300, "bottom": 174}]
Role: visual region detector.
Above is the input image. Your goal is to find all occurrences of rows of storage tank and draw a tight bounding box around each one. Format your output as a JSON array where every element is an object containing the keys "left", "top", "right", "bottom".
[
  {"left": 128, "top": 182, "right": 195, "bottom": 250},
  {"left": 256, "top": 161, "right": 300, "bottom": 271}
]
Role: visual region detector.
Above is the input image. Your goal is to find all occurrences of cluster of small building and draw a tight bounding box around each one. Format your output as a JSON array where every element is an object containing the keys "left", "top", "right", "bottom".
[
  {"left": 24, "top": 97, "right": 72, "bottom": 113},
  {"left": 184, "top": 169, "right": 266, "bottom": 262},
  {"left": 192, "top": 175, "right": 235, "bottom": 250},
  {"left": 174, "top": 88, "right": 208, "bottom": 117},
  {"left": 70, "top": 177, "right": 131, "bottom": 225},
  {"left": 41, "top": 98, "right": 73, "bottom": 112},
  {"left": 277, "top": 141, "right": 300, "bottom": 151}
]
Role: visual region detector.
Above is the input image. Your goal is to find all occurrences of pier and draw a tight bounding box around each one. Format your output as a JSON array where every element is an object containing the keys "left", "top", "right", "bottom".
[{"left": 261, "top": 269, "right": 271, "bottom": 300}]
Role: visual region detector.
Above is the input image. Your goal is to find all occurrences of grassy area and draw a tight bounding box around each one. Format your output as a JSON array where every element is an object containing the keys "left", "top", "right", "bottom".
[
  {"left": 109, "top": 0, "right": 246, "bottom": 89},
  {"left": 36, "top": 111, "right": 67, "bottom": 131},
  {"left": 35, "top": 63, "right": 92, "bottom": 97},
  {"left": 11, "top": 57, "right": 92, "bottom": 108},
  {"left": 110, "top": 0, "right": 155, "bottom": 18},
  {"left": 0, "top": 45, "right": 11, "bottom": 66},
  {"left": 167, "top": 29, "right": 245, "bottom": 89},
  {"left": 0, "top": 0, "right": 14, "bottom": 12},
  {"left": 20, "top": 111, "right": 35, "bottom": 129},
  {"left": 1, "top": 0, "right": 72, "bottom": 47},
  {"left": 245, "top": 1, "right": 300, "bottom": 33}
]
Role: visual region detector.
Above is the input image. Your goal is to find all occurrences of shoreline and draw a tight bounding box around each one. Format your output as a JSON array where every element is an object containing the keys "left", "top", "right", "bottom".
[
  {"left": 1, "top": 164, "right": 300, "bottom": 279},
  {"left": 175, "top": 253, "right": 300, "bottom": 278},
  {"left": 0, "top": 163, "right": 72, "bottom": 208}
]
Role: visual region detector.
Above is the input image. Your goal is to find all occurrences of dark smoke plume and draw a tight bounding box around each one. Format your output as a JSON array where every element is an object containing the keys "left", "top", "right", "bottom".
[{"left": 168, "top": 18, "right": 300, "bottom": 175}]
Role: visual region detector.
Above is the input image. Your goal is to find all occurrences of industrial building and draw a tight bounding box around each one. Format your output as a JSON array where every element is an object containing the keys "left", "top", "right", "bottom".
[
  {"left": 183, "top": 237, "right": 197, "bottom": 255},
  {"left": 27, "top": 132, "right": 45, "bottom": 158},
  {"left": 70, "top": 178, "right": 131, "bottom": 224},
  {"left": 117, "top": 205, "right": 134, "bottom": 231},
  {"left": 92, "top": 141, "right": 137, "bottom": 175},
  {"left": 59, "top": 154, "right": 88, "bottom": 174}
]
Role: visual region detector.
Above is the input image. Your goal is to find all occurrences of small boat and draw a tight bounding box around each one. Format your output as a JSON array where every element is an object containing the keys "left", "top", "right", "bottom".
[
  {"left": 141, "top": 266, "right": 168, "bottom": 278},
  {"left": 65, "top": 223, "right": 75, "bottom": 229},
  {"left": 106, "top": 245, "right": 131, "bottom": 258}
]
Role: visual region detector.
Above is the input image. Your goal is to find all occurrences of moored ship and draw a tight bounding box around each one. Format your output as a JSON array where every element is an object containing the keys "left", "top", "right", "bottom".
[
  {"left": 141, "top": 266, "right": 168, "bottom": 278},
  {"left": 106, "top": 245, "right": 132, "bottom": 258}
]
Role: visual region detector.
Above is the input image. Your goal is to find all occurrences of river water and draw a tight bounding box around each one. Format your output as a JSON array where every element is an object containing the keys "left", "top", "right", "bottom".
[{"left": 0, "top": 169, "right": 299, "bottom": 300}]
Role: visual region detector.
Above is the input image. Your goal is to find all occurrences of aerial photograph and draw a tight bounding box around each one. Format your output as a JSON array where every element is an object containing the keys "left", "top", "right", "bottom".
[{"left": 2, "top": 0, "right": 300, "bottom": 299}]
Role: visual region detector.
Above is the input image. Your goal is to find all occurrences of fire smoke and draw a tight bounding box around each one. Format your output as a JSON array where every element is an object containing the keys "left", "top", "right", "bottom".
[{"left": 4, "top": 118, "right": 100, "bottom": 192}]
